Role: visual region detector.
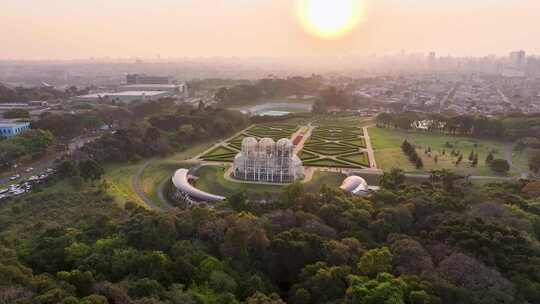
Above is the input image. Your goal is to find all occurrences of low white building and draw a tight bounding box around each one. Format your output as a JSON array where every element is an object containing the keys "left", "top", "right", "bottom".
[
  {"left": 75, "top": 91, "right": 170, "bottom": 104},
  {"left": 119, "top": 84, "right": 186, "bottom": 93}
]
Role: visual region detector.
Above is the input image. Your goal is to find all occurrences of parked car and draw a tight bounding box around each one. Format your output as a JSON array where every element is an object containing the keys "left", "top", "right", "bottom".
[
  {"left": 11, "top": 190, "right": 26, "bottom": 196},
  {"left": 0, "top": 188, "right": 8, "bottom": 195},
  {"left": 9, "top": 174, "right": 20, "bottom": 181},
  {"left": 25, "top": 167, "right": 34, "bottom": 173}
]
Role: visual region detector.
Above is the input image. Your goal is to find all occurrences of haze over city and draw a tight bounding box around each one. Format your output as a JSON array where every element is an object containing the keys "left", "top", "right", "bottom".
[
  {"left": 3, "top": 2, "right": 540, "bottom": 304},
  {"left": 2, "top": 0, "right": 540, "bottom": 60}
]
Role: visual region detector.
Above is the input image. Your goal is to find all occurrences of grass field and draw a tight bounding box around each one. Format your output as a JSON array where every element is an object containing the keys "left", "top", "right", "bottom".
[
  {"left": 369, "top": 127, "right": 527, "bottom": 176},
  {"left": 193, "top": 166, "right": 284, "bottom": 198},
  {"left": 304, "top": 171, "right": 346, "bottom": 192},
  {"left": 104, "top": 163, "right": 146, "bottom": 207},
  {"left": 139, "top": 141, "right": 217, "bottom": 206},
  {"left": 193, "top": 165, "right": 347, "bottom": 199}
]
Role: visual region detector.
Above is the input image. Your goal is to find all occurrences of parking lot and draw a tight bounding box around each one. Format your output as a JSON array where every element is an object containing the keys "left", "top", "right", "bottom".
[{"left": 0, "top": 168, "right": 56, "bottom": 201}]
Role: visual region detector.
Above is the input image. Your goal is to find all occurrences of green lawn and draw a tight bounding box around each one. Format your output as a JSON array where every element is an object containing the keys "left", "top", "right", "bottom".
[
  {"left": 193, "top": 165, "right": 347, "bottom": 199},
  {"left": 369, "top": 127, "right": 526, "bottom": 176},
  {"left": 193, "top": 166, "right": 284, "bottom": 198},
  {"left": 139, "top": 141, "right": 217, "bottom": 205},
  {"left": 304, "top": 171, "right": 346, "bottom": 192},
  {"left": 104, "top": 163, "right": 146, "bottom": 207}
]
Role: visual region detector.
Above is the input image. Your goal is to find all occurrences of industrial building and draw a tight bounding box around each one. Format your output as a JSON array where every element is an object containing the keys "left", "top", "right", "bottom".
[
  {"left": 0, "top": 122, "right": 30, "bottom": 138},
  {"left": 233, "top": 137, "right": 304, "bottom": 184},
  {"left": 75, "top": 91, "right": 170, "bottom": 104},
  {"left": 119, "top": 83, "right": 186, "bottom": 93},
  {"left": 126, "top": 74, "right": 171, "bottom": 85}
]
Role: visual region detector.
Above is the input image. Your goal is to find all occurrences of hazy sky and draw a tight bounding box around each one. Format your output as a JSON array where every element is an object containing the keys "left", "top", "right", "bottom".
[{"left": 2, "top": 0, "right": 539, "bottom": 59}]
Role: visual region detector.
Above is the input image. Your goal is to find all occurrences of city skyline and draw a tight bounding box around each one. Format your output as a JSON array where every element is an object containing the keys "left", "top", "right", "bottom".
[{"left": 2, "top": 0, "right": 540, "bottom": 60}]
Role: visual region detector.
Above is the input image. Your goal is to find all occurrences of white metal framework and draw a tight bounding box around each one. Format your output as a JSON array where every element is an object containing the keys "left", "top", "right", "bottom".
[
  {"left": 233, "top": 137, "right": 304, "bottom": 183},
  {"left": 171, "top": 169, "right": 225, "bottom": 205}
]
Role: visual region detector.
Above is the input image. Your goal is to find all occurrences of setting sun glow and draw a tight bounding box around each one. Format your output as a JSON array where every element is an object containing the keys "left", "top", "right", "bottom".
[{"left": 298, "top": 0, "right": 363, "bottom": 39}]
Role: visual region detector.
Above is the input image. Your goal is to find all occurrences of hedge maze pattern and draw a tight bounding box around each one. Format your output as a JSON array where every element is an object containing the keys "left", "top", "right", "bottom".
[
  {"left": 200, "top": 123, "right": 299, "bottom": 162},
  {"left": 301, "top": 124, "right": 369, "bottom": 169}
]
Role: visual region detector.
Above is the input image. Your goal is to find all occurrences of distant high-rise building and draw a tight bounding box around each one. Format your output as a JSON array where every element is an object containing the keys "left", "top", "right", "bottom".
[
  {"left": 126, "top": 74, "right": 172, "bottom": 85},
  {"left": 510, "top": 50, "right": 526, "bottom": 68}
]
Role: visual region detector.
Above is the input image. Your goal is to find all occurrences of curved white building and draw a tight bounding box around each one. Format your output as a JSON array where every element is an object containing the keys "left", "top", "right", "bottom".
[
  {"left": 233, "top": 137, "right": 303, "bottom": 183},
  {"left": 171, "top": 169, "right": 225, "bottom": 205},
  {"left": 340, "top": 176, "right": 369, "bottom": 196}
]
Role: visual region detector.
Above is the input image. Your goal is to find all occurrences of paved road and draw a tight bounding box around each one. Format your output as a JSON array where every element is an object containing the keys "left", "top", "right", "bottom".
[
  {"left": 131, "top": 159, "right": 173, "bottom": 211},
  {"left": 0, "top": 134, "right": 103, "bottom": 187}
]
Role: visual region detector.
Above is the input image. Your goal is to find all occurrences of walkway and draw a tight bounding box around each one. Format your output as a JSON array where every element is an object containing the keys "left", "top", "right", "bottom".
[
  {"left": 363, "top": 127, "right": 377, "bottom": 169},
  {"left": 293, "top": 124, "right": 314, "bottom": 155}
]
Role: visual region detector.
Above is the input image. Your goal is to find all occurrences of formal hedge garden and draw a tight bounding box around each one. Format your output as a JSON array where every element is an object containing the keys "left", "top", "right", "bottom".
[
  {"left": 300, "top": 123, "right": 370, "bottom": 168},
  {"left": 199, "top": 123, "right": 300, "bottom": 162}
]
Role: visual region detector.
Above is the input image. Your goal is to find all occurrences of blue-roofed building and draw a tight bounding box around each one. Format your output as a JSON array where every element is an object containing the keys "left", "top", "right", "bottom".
[{"left": 0, "top": 122, "right": 30, "bottom": 138}]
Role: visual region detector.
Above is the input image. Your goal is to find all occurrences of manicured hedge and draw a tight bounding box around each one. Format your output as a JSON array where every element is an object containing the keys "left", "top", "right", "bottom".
[{"left": 303, "top": 157, "right": 363, "bottom": 169}]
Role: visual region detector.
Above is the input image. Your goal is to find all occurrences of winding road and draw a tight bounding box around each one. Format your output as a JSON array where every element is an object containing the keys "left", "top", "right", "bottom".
[{"left": 131, "top": 159, "right": 173, "bottom": 211}]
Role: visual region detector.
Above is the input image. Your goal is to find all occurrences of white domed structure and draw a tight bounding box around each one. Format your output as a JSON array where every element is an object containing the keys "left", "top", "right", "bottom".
[
  {"left": 241, "top": 137, "right": 258, "bottom": 156},
  {"left": 340, "top": 176, "right": 369, "bottom": 196},
  {"left": 233, "top": 137, "right": 304, "bottom": 183}
]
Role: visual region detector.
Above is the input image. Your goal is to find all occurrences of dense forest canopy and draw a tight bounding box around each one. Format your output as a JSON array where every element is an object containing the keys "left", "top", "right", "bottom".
[
  {"left": 214, "top": 76, "right": 323, "bottom": 105},
  {"left": 0, "top": 84, "right": 88, "bottom": 103},
  {"left": 375, "top": 112, "right": 540, "bottom": 140},
  {"left": 2, "top": 168, "right": 540, "bottom": 303}
]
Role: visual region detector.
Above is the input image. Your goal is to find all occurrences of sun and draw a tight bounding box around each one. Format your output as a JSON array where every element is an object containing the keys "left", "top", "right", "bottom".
[{"left": 298, "top": 0, "right": 363, "bottom": 39}]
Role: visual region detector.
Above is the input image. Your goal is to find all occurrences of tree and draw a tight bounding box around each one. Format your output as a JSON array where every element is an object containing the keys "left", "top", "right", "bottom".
[
  {"left": 57, "top": 270, "right": 95, "bottom": 297},
  {"left": 11, "top": 129, "right": 54, "bottom": 155},
  {"left": 291, "top": 262, "right": 351, "bottom": 303},
  {"left": 3, "top": 108, "right": 30, "bottom": 119},
  {"left": 57, "top": 160, "right": 78, "bottom": 178},
  {"left": 144, "top": 127, "right": 161, "bottom": 143},
  {"left": 346, "top": 273, "right": 407, "bottom": 304},
  {"left": 215, "top": 87, "right": 229, "bottom": 103},
  {"left": 489, "top": 159, "right": 510, "bottom": 174},
  {"left": 128, "top": 278, "right": 164, "bottom": 299},
  {"left": 529, "top": 151, "right": 540, "bottom": 174},
  {"left": 228, "top": 191, "right": 248, "bottom": 212},
  {"left": 79, "top": 160, "right": 105, "bottom": 181},
  {"left": 486, "top": 152, "right": 494, "bottom": 163},
  {"left": 472, "top": 154, "right": 478, "bottom": 167},
  {"left": 379, "top": 169, "right": 405, "bottom": 190},
  {"left": 358, "top": 247, "right": 393, "bottom": 277},
  {"left": 468, "top": 151, "right": 475, "bottom": 161},
  {"left": 415, "top": 157, "right": 424, "bottom": 169},
  {"left": 437, "top": 253, "right": 515, "bottom": 303},
  {"left": 246, "top": 292, "right": 286, "bottom": 304}
]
